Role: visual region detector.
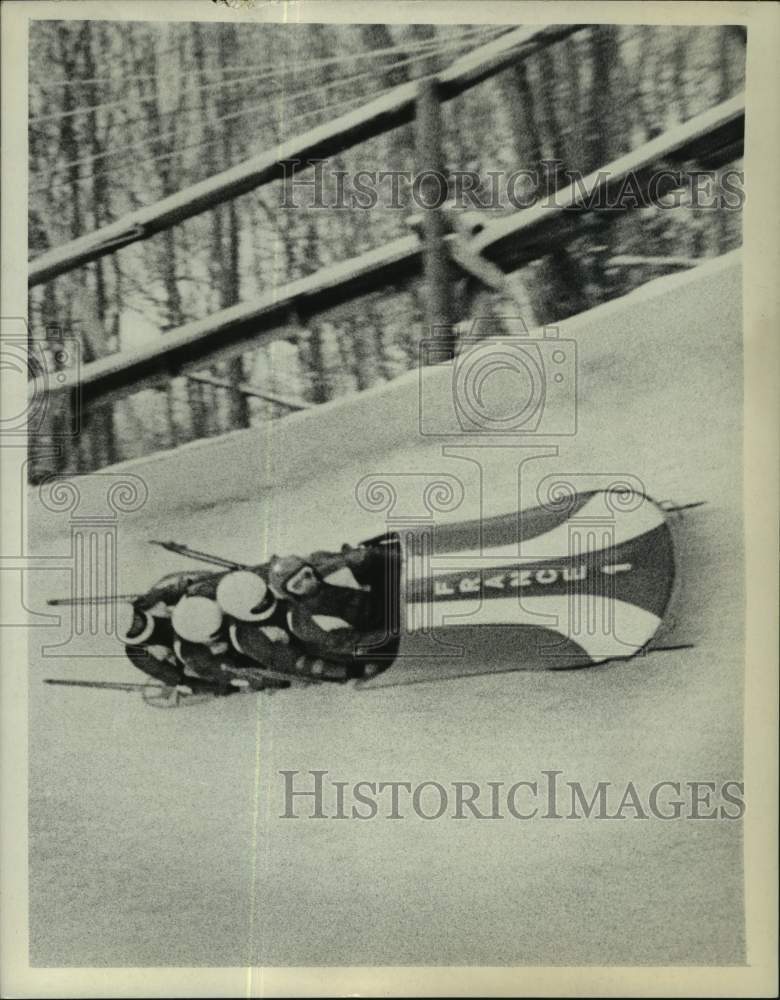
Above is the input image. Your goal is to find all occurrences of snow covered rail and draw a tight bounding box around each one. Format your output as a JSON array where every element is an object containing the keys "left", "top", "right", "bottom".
[
  {"left": 472, "top": 94, "right": 744, "bottom": 271},
  {"left": 28, "top": 24, "right": 584, "bottom": 288},
  {"left": 26, "top": 250, "right": 742, "bottom": 532},
  {"left": 34, "top": 93, "right": 744, "bottom": 410}
]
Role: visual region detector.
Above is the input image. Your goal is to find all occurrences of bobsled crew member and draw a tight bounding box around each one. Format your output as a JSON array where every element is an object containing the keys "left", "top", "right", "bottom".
[
  {"left": 122, "top": 568, "right": 242, "bottom": 692},
  {"left": 267, "top": 546, "right": 393, "bottom": 667},
  {"left": 111, "top": 545, "right": 397, "bottom": 692},
  {"left": 117, "top": 572, "right": 273, "bottom": 695},
  {"left": 170, "top": 587, "right": 284, "bottom": 691},
  {"left": 268, "top": 545, "right": 387, "bottom": 615},
  {"left": 172, "top": 569, "right": 350, "bottom": 683},
  {"left": 117, "top": 599, "right": 227, "bottom": 696},
  {"left": 216, "top": 569, "right": 351, "bottom": 682}
]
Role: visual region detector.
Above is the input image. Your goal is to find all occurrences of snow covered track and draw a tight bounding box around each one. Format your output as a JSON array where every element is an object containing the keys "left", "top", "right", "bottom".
[{"left": 26, "top": 251, "right": 744, "bottom": 966}]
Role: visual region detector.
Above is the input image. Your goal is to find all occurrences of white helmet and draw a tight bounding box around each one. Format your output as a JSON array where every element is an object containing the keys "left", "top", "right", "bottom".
[
  {"left": 116, "top": 601, "right": 155, "bottom": 646},
  {"left": 216, "top": 570, "right": 275, "bottom": 622},
  {"left": 171, "top": 595, "right": 224, "bottom": 645}
]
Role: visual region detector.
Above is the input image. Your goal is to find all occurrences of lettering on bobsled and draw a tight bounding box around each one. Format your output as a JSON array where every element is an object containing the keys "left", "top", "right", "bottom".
[
  {"left": 431, "top": 562, "right": 623, "bottom": 597},
  {"left": 406, "top": 519, "right": 672, "bottom": 617}
]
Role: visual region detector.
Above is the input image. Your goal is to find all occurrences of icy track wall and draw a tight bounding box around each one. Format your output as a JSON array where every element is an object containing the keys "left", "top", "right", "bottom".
[
  {"left": 28, "top": 249, "right": 742, "bottom": 651},
  {"left": 25, "top": 250, "right": 744, "bottom": 967}
]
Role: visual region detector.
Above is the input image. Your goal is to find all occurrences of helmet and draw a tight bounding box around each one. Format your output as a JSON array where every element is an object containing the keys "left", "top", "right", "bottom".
[
  {"left": 216, "top": 571, "right": 275, "bottom": 622},
  {"left": 171, "top": 595, "right": 224, "bottom": 645},
  {"left": 268, "top": 555, "right": 320, "bottom": 598},
  {"left": 116, "top": 601, "right": 155, "bottom": 646}
]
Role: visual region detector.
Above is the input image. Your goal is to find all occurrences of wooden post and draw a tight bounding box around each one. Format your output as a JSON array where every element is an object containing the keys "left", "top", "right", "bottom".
[{"left": 415, "top": 78, "right": 455, "bottom": 360}]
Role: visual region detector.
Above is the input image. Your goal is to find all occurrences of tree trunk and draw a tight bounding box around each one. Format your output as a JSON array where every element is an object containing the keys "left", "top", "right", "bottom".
[
  {"left": 81, "top": 21, "right": 117, "bottom": 466},
  {"left": 498, "top": 57, "right": 590, "bottom": 322}
]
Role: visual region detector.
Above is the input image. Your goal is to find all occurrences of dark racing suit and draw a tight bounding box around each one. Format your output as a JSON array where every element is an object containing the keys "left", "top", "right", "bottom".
[
  {"left": 171, "top": 574, "right": 300, "bottom": 689},
  {"left": 124, "top": 614, "right": 229, "bottom": 695},
  {"left": 228, "top": 619, "right": 350, "bottom": 682},
  {"left": 277, "top": 543, "right": 400, "bottom": 669}
]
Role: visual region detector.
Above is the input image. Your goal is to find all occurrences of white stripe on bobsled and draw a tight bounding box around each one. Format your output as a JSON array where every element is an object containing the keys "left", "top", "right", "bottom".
[
  {"left": 406, "top": 493, "right": 665, "bottom": 579},
  {"left": 405, "top": 594, "right": 661, "bottom": 663}
]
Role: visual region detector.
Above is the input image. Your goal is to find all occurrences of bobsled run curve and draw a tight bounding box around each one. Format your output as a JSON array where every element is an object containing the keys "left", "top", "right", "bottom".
[
  {"left": 26, "top": 252, "right": 744, "bottom": 968},
  {"left": 30, "top": 252, "right": 741, "bottom": 713}
]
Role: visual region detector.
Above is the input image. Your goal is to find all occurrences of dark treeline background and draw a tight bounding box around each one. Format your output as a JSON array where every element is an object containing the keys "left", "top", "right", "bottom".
[{"left": 28, "top": 22, "right": 744, "bottom": 478}]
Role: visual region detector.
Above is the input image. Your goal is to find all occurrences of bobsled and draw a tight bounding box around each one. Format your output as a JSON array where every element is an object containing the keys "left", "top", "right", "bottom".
[{"left": 45, "top": 489, "right": 684, "bottom": 705}]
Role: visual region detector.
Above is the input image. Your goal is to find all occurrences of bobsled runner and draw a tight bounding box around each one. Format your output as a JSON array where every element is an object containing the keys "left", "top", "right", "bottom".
[{"left": 45, "top": 489, "right": 687, "bottom": 704}]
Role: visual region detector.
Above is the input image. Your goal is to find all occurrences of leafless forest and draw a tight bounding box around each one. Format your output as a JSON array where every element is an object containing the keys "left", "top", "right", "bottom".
[{"left": 28, "top": 22, "right": 745, "bottom": 478}]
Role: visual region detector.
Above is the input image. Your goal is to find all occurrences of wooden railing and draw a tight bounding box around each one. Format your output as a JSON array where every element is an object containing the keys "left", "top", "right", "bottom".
[
  {"left": 34, "top": 93, "right": 744, "bottom": 410},
  {"left": 29, "top": 24, "right": 583, "bottom": 288}
]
